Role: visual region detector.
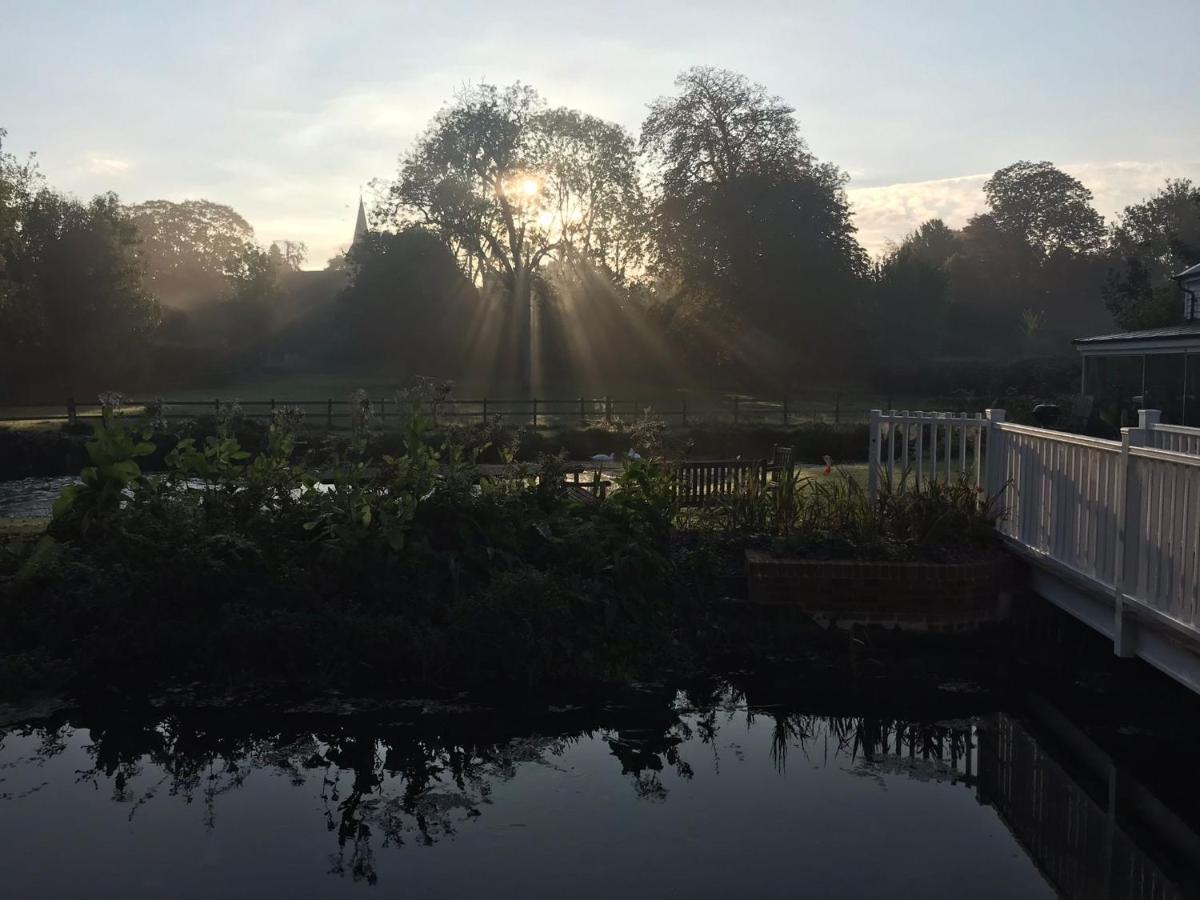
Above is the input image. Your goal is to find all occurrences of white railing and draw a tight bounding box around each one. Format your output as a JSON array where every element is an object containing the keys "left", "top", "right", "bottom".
[
  {"left": 866, "top": 409, "right": 987, "bottom": 499},
  {"left": 867, "top": 407, "right": 1200, "bottom": 669},
  {"left": 1140, "top": 409, "right": 1200, "bottom": 455},
  {"left": 992, "top": 421, "right": 1122, "bottom": 589}
]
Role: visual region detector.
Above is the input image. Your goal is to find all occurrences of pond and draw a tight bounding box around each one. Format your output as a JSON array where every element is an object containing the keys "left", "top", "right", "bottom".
[{"left": 3, "top": 676, "right": 1198, "bottom": 898}]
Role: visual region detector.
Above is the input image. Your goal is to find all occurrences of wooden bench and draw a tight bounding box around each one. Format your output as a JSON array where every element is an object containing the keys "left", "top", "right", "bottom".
[{"left": 675, "top": 458, "right": 768, "bottom": 508}]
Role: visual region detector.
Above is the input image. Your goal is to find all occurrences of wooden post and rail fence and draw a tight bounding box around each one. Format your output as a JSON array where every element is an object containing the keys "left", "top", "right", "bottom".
[{"left": 0, "top": 391, "right": 960, "bottom": 430}]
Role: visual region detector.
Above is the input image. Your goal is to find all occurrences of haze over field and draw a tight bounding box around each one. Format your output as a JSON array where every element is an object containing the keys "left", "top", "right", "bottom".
[{"left": 4, "top": 0, "right": 1198, "bottom": 264}]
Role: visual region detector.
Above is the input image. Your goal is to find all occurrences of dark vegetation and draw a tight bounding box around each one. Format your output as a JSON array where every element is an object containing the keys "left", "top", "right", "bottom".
[
  {"left": 4, "top": 69, "right": 1200, "bottom": 402},
  {"left": 0, "top": 397, "right": 999, "bottom": 700}
]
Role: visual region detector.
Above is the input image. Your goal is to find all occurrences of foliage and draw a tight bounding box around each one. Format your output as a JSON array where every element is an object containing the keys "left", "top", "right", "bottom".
[
  {"left": 1104, "top": 179, "right": 1200, "bottom": 330},
  {"left": 49, "top": 406, "right": 155, "bottom": 538},
  {"left": 690, "top": 467, "right": 1001, "bottom": 563},
  {"left": 3, "top": 394, "right": 683, "bottom": 694},
  {"left": 125, "top": 199, "right": 258, "bottom": 307},
  {"left": 641, "top": 67, "right": 867, "bottom": 381},
  {"left": 983, "top": 161, "right": 1105, "bottom": 257},
  {"left": 0, "top": 184, "right": 160, "bottom": 392}
]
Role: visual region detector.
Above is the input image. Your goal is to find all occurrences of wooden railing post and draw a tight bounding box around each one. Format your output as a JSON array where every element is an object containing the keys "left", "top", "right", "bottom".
[
  {"left": 326, "top": 399, "right": 334, "bottom": 429},
  {"left": 531, "top": 398, "right": 538, "bottom": 428},
  {"left": 867, "top": 409, "right": 881, "bottom": 503},
  {"left": 481, "top": 397, "right": 488, "bottom": 422},
  {"left": 66, "top": 396, "right": 77, "bottom": 426},
  {"left": 1114, "top": 422, "right": 1149, "bottom": 657},
  {"left": 1138, "top": 409, "right": 1161, "bottom": 447},
  {"left": 983, "top": 409, "right": 1006, "bottom": 500}
]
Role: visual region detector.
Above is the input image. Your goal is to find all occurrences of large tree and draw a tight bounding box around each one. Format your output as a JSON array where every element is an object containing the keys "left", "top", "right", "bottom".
[
  {"left": 127, "top": 198, "right": 290, "bottom": 353},
  {"left": 640, "top": 67, "right": 865, "bottom": 382},
  {"left": 1104, "top": 179, "right": 1200, "bottom": 329},
  {"left": 873, "top": 219, "right": 960, "bottom": 352},
  {"left": 941, "top": 161, "right": 1109, "bottom": 354},
  {"left": 1, "top": 186, "right": 159, "bottom": 394},
  {"left": 126, "top": 199, "right": 258, "bottom": 308},
  {"left": 983, "top": 161, "right": 1105, "bottom": 257},
  {"left": 381, "top": 83, "right": 645, "bottom": 390}
]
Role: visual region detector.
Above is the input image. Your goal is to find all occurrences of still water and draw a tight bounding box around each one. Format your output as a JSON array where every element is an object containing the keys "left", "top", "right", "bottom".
[{"left": 3, "top": 683, "right": 1198, "bottom": 899}]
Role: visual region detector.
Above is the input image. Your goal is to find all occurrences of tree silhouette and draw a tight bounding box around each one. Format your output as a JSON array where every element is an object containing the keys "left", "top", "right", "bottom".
[{"left": 382, "top": 83, "right": 644, "bottom": 392}]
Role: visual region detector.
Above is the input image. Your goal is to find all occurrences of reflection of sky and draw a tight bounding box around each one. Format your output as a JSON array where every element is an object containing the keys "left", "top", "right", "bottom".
[
  {"left": 4, "top": 1, "right": 1198, "bottom": 263},
  {"left": 0, "top": 710, "right": 1053, "bottom": 897}
]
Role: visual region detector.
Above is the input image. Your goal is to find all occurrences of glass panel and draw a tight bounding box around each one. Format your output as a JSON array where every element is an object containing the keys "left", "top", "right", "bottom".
[
  {"left": 1185, "top": 354, "right": 1200, "bottom": 426},
  {"left": 1087, "top": 354, "right": 1143, "bottom": 430},
  {"left": 1144, "top": 353, "right": 1186, "bottom": 424}
]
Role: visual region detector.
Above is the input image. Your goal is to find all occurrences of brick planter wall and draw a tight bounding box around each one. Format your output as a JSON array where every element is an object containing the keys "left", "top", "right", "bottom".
[{"left": 744, "top": 549, "right": 1006, "bottom": 632}]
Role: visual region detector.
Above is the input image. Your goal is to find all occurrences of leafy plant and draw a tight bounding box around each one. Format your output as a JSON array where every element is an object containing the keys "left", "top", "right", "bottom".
[{"left": 50, "top": 407, "right": 156, "bottom": 538}]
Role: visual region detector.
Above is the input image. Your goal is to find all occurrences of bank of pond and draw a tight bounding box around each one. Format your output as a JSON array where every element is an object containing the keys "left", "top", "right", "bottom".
[{"left": 0, "top": 402, "right": 1005, "bottom": 699}]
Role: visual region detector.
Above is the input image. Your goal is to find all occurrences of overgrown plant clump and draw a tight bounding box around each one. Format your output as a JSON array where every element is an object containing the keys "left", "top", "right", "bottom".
[
  {"left": 0, "top": 397, "right": 685, "bottom": 696},
  {"left": 688, "top": 467, "right": 1003, "bottom": 563}
]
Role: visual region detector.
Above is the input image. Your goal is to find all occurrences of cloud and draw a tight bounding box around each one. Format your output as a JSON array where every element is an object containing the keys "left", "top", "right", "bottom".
[
  {"left": 848, "top": 173, "right": 989, "bottom": 257},
  {"left": 849, "top": 160, "right": 1200, "bottom": 258},
  {"left": 84, "top": 157, "right": 130, "bottom": 175}
]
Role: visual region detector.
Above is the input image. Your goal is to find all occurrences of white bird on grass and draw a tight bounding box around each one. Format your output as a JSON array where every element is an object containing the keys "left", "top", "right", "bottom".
[
  {"left": 627, "top": 449, "right": 642, "bottom": 460},
  {"left": 591, "top": 452, "right": 615, "bottom": 462}
]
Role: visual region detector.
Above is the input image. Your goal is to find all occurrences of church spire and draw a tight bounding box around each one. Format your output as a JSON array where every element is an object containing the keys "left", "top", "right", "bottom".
[{"left": 353, "top": 193, "right": 369, "bottom": 245}]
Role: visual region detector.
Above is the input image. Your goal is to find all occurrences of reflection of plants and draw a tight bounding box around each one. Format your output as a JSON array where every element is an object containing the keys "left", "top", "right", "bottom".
[{"left": 2, "top": 692, "right": 978, "bottom": 887}]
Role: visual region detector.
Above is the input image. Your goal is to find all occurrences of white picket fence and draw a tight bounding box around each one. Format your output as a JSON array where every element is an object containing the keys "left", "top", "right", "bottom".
[
  {"left": 868, "top": 408, "right": 1200, "bottom": 680},
  {"left": 866, "top": 409, "right": 987, "bottom": 499}
]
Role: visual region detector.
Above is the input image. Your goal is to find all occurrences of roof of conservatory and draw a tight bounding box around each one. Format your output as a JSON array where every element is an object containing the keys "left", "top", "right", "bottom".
[{"left": 1075, "top": 322, "right": 1200, "bottom": 348}]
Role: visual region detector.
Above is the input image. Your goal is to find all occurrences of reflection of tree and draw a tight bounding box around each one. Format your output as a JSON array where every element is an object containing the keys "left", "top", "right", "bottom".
[{"left": 3, "top": 689, "right": 978, "bottom": 886}]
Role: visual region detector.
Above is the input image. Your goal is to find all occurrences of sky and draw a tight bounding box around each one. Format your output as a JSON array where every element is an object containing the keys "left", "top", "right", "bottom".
[{"left": 3, "top": 0, "right": 1199, "bottom": 267}]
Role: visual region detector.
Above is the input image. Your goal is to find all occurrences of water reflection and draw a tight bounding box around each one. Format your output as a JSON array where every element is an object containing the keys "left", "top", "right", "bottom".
[{"left": 1, "top": 689, "right": 1197, "bottom": 897}]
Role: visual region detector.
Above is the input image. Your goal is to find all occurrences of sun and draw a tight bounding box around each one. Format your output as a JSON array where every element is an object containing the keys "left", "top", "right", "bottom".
[{"left": 519, "top": 177, "right": 539, "bottom": 197}]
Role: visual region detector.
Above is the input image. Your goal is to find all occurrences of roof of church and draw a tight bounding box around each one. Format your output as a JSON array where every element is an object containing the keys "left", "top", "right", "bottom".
[{"left": 353, "top": 195, "right": 369, "bottom": 243}]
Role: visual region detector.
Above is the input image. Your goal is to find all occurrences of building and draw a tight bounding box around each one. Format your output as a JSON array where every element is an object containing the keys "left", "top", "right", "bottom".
[{"left": 1075, "top": 263, "right": 1200, "bottom": 426}]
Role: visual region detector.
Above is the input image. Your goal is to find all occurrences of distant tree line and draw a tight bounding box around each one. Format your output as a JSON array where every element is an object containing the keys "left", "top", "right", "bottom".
[{"left": 3, "top": 68, "right": 1200, "bottom": 400}]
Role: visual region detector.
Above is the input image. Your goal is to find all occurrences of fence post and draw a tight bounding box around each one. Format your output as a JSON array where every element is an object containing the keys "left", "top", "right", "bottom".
[
  {"left": 1113, "top": 421, "right": 1150, "bottom": 657},
  {"left": 867, "top": 409, "right": 881, "bottom": 503},
  {"left": 578, "top": 397, "right": 585, "bottom": 427},
  {"left": 67, "top": 396, "right": 77, "bottom": 426},
  {"left": 983, "top": 408, "right": 1006, "bottom": 499},
  {"left": 326, "top": 399, "right": 333, "bottom": 429},
  {"left": 214, "top": 398, "right": 220, "bottom": 416},
  {"left": 605, "top": 396, "right": 612, "bottom": 426},
  {"left": 835, "top": 392, "right": 841, "bottom": 425},
  {"left": 482, "top": 397, "right": 488, "bottom": 422},
  {"left": 270, "top": 398, "right": 276, "bottom": 417},
  {"left": 531, "top": 398, "right": 538, "bottom": 428},
  {"left": 1137, "top": 409, "right": 1161, "bottom": 447}
]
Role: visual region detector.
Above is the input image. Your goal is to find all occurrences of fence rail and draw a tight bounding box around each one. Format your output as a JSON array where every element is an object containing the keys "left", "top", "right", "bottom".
[{"left": 0, "top": 392, "right": 991, "bottom": 430}]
